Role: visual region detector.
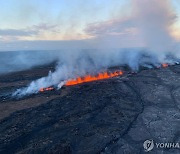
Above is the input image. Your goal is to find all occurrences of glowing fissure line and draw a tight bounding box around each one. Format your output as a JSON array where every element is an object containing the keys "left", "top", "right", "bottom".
[
  {"left": 65, "top": 70, "right": 123, "bottom": 86},
  {"left": 39, "top": 63, "right": 170, "bottom": 92}
]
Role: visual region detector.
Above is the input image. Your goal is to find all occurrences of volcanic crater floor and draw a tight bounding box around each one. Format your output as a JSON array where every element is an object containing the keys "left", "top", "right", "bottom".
[{"left": 0, "top": 64, "right": 180, "bottom": 154}]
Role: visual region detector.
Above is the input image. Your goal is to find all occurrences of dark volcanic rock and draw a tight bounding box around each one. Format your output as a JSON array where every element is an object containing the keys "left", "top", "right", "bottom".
[{"left": 0, "top": 65, "right": 180, "bottom": 154}]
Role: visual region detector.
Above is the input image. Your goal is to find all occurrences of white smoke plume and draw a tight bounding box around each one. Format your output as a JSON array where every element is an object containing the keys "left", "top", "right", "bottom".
[
  {"left": 132, "top": 0, "right": 176, "bottom": 52},
  {"left": 13, "top": 0, "right": 180, "bottom": 97}
]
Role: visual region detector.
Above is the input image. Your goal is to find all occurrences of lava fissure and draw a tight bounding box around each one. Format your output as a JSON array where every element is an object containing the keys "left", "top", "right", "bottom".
[
  {"left": 39, "top": 87, "right": 54, "bottom": 92},
  {"left": 65, "top": 70, "right": 123, "bottom": 86},
  {"left": 39, "top": 63, "right": 172, "bottom": 92}
]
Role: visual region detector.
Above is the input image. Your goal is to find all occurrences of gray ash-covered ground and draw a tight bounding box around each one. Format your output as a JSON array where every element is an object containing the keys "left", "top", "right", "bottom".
[{"left": 0, "top": 64, "right": 180, "bottom": 154}]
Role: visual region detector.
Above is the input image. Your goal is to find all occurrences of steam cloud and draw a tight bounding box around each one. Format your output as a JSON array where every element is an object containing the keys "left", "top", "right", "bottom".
[{"left": 13, "top": 0, "right": 180, "bottom": 97}]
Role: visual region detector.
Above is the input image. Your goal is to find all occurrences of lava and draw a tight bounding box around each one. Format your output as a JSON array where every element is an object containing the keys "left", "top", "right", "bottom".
[
  {"left": 162, "top": 63, "right": 168, "bottom": 68},
  {"left": 39, "top": 70, "right": 123, "bottom": 92},
  {"left": 39, "top": 62, "right": 173, "bottom": 92},
  {"left": 65, "top": 70, "right": 123, "bottom": 86},
  {"left": 39, "top": 87, "right": 54, "bottom": 92}
]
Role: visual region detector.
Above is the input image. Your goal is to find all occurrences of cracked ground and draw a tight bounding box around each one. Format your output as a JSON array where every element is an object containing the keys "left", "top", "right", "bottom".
[{"left": 0, "top": 64, "right": 180, "bottom": 154}]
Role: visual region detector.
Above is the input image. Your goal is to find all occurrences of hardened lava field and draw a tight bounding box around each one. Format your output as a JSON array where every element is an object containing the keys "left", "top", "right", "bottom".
[{"left": 0, "top": 63, "right": 180, "bottom": 154}]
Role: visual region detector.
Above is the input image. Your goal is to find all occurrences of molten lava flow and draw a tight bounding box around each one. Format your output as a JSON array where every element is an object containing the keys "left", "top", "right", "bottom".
[
  {"left": 162, "top": 63, "right": 168, "bottom": 68},
  {"left": 39, "top": 87, "right": 54, "bottom": 92},
  {"left": 38, "top": 62, "right": 174, "bottom": 92},
  {"left": 65, "top": 70, "right": 123, "bottom": 86},
  {"left": 39, "top": 70, "right": 123, "bottom": 92}
]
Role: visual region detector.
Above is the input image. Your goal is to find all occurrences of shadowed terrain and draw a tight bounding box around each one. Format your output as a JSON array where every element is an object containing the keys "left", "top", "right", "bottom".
[{"left": 0, "top": 64, "right": 180, "bottom": 154}]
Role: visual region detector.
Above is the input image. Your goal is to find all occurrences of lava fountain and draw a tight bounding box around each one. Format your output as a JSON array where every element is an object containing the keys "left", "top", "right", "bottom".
[
  {"left": 38, "top": 70, "right": 124, "bottom": 92},
  {"left": 38, "top": 63, "right": 171, "bottom": 93},
  {"left": 65, "top": 70, "right": 123, "bottom": 86}
]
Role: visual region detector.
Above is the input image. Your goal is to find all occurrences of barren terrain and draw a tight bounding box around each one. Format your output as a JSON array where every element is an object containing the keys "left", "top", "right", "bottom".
[{"left": 0, "top": 64, "right": 180, "bottom": 153}]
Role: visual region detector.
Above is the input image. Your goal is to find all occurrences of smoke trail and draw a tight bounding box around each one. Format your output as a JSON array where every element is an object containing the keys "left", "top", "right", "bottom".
[
  {"left": 13, "top": 0, "right": 180, "bottom": 97},
  {"left": 13, "top": 49, "right": 179, "bottom": 97},
  {"left": 132, "top": 0, "right": 176, "bottom": 52}
]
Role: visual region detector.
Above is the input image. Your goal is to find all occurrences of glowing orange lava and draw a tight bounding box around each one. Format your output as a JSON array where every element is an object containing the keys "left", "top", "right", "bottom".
[
  {"left": 39, "top": 70, "right": 123, "bottom": 92},
  {"left": 39, "top": 62, "right": 173, "bottom": 92},
  {"left": 39, "top": 87, "right": 54, "bottom": 92},
  {"left": 162, "top": 63, "right": 168, "bottom": 68},
  {"left": 65, "top": 70, "right": 123, "bottom": 86}
]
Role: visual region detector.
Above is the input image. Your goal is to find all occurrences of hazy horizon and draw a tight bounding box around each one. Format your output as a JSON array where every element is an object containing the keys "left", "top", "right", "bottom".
[{"left": 0, "top": 0, "right": 180, "bottom": 51}]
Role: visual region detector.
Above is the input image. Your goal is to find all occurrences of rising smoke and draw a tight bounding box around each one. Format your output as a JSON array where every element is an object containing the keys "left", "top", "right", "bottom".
[{"left": 13, "top": 0, "right": 180, "bottom": 97}]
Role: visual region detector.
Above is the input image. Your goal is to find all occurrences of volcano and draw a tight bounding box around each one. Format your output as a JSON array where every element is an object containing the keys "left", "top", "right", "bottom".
[{"left": 0, "top": 63, "right": 180, "bottom": 154}]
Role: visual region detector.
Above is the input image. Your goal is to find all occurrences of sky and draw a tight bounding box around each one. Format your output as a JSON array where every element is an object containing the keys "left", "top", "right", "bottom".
[{"left": 0, "top": 0, "right": 180, "bottom": 50}]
